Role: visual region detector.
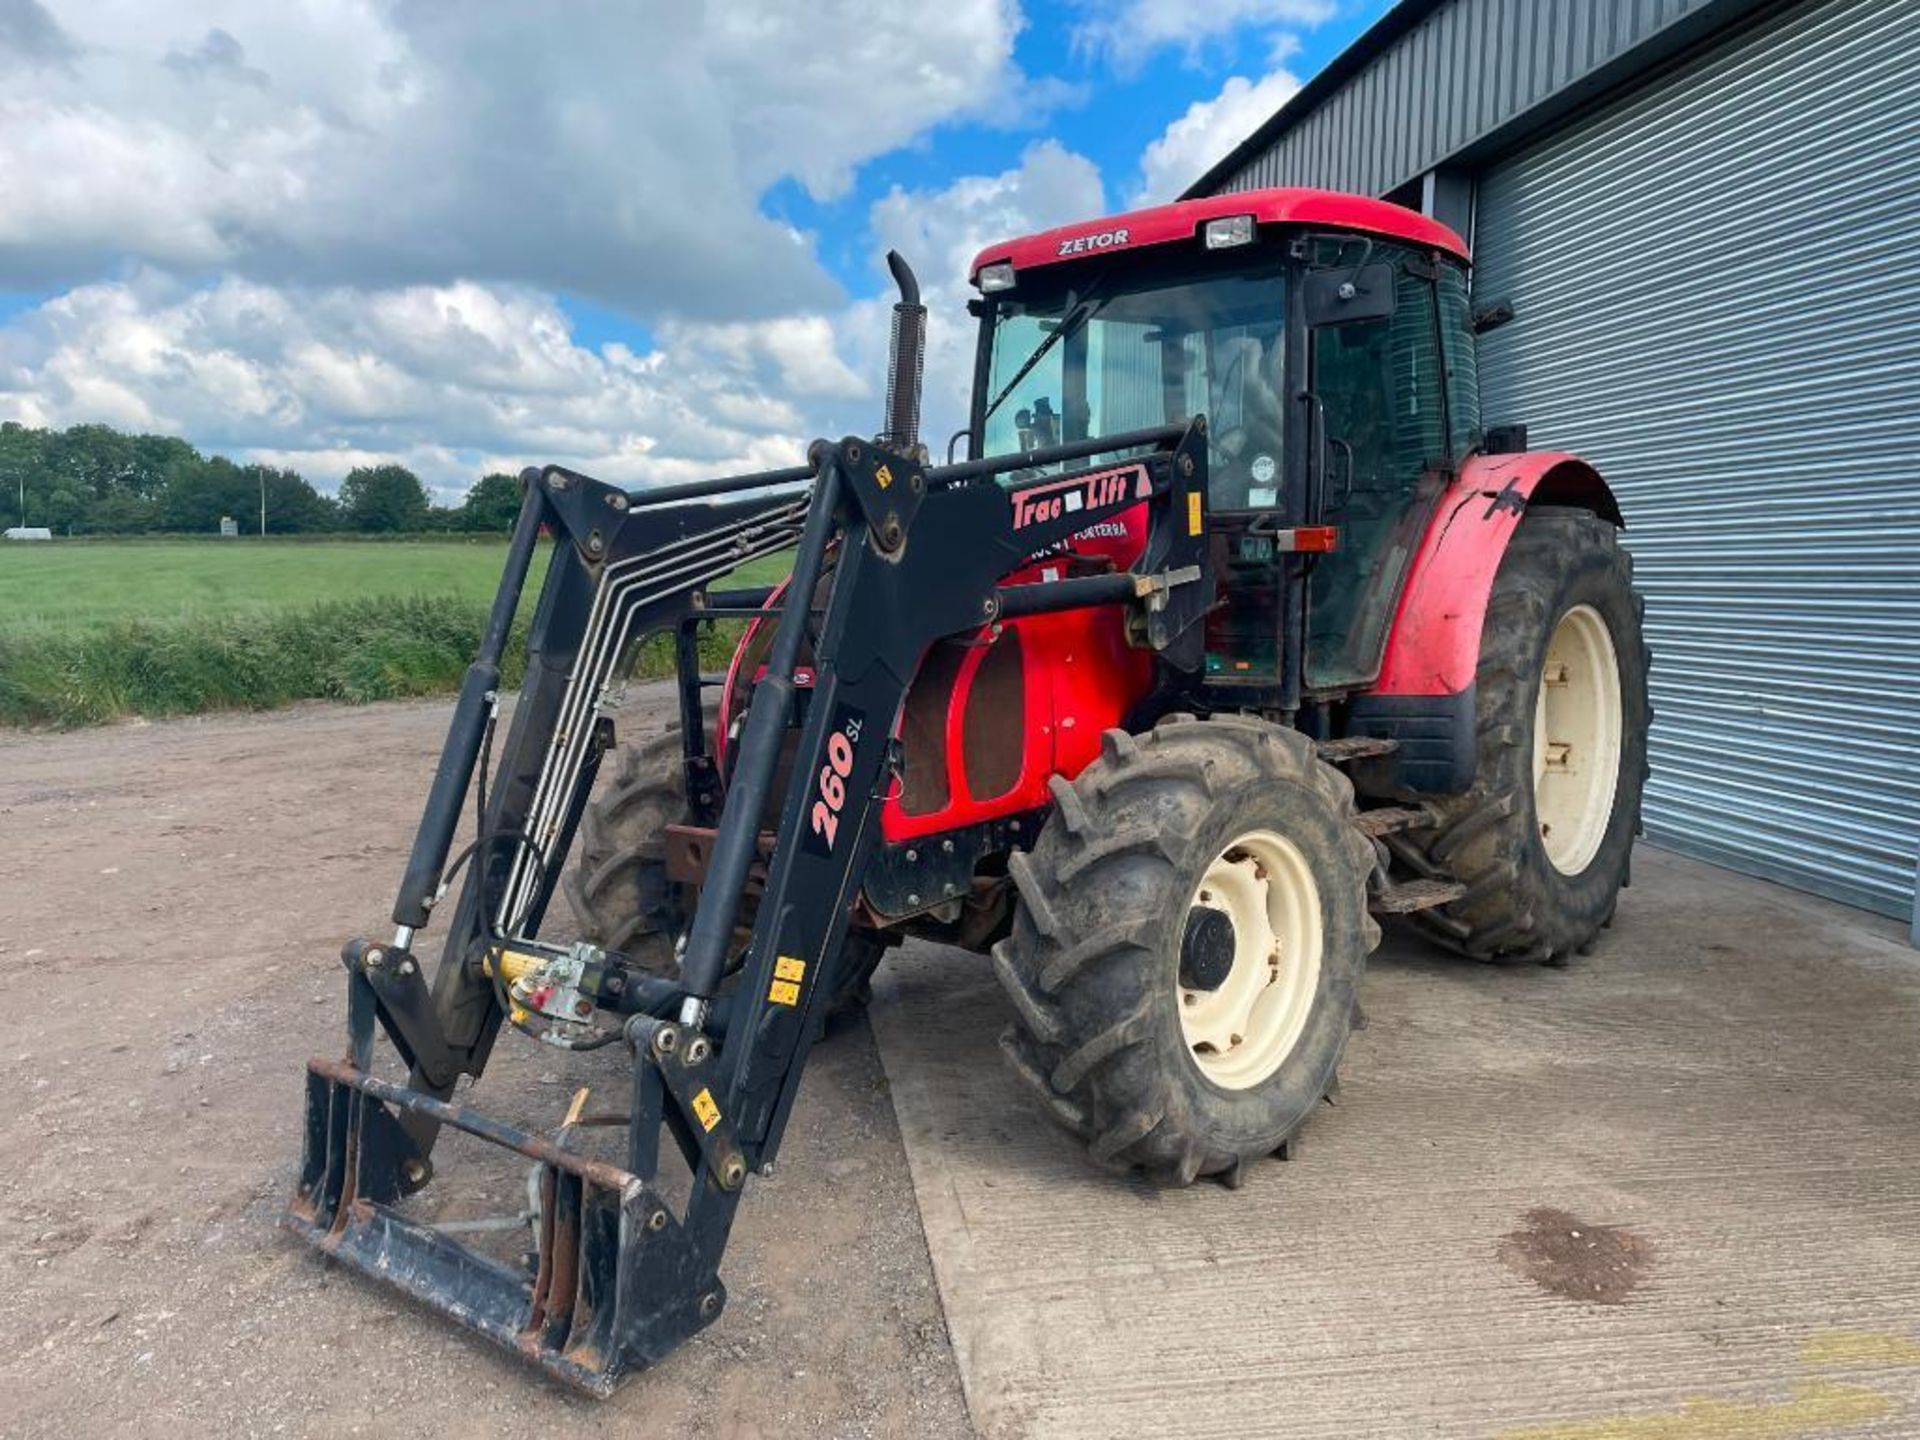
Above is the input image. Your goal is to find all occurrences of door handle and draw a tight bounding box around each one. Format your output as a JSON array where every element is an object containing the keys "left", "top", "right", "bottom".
[{"left": 1326, "top": 437, "right": 1354, "bottom": 513}]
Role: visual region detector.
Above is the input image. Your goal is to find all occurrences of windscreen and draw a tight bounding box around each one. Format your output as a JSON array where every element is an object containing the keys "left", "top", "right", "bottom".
[{"left": 979, "top": 259, "right": 1288, "bottom": 511}]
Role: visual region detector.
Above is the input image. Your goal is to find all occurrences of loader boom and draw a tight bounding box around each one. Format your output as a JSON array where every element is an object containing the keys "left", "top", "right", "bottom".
[{"left": 287, "top": 419, "right": 1213, "bottom": 1394}]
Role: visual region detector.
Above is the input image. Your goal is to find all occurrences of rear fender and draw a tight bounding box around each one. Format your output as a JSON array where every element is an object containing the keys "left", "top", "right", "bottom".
[
  {"left": 1350, "top": 452, "right": 1619, "bottom": 793},
  {"left": 1373, "top": 451, "right": 1621, "bottom": 698}
]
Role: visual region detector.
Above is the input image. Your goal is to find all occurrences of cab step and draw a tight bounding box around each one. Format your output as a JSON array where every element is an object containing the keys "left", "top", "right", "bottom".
[
  {"left": 1369, "top": 878, "right": 1467, "bottom": 915},
  {"left": 1316, "top": 736, "right": 1398, "bottom": 764},
  {"left": 1353, "top": 805, "right": 1435, "bottom": 839}
]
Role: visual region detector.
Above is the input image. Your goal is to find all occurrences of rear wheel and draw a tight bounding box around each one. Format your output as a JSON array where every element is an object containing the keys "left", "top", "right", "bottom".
[
  {"left": 1390, "top": 508, "right": 1650, "bottom": 963},
  {"left": 994, "top": 714, "right": 1378, "bottom": 1185}
]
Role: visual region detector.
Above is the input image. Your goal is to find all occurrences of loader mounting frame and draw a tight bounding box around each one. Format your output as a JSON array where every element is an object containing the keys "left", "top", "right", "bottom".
[{"left": 285, "top": 420, "right": 1212, "bottom": 1394}]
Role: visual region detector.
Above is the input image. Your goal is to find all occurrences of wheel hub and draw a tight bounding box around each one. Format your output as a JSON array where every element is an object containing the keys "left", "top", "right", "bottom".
[
  {"left": 1179, "top": 907, "right": 1236, "bottom": 992},
  {"left": 1177, "top": 831, "right": 1324, "bottom": 1091}
]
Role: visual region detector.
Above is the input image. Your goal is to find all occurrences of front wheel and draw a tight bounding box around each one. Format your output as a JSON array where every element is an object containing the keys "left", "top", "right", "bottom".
[
  {"left": 1391, "top": 507, "right": 1651, "bottom": 964},
  {"left": 994, "top": 714, "right": 1379, "bottom": 1186}
]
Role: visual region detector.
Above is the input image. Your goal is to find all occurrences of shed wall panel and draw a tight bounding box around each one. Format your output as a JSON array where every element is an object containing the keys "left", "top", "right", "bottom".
[{"left": 1474, "top": 0, "right": 1920, "bottom": 915}]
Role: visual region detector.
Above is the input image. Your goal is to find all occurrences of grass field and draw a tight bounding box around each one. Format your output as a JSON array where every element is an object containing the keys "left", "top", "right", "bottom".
[
  {"left": 0, "top": 538, "right": 789, "bottom": 727},
  {"left": 0, "top": 538, "right": 548, "bottom": 628}
]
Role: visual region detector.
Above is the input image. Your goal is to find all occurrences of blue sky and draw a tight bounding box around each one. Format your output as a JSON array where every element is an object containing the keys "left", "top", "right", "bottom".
[
  {"left": 0, "top": 1, "right": 1394, "bottom": 496},
  {"left": 767, "top": 2, "right": 1391, "bottom": 296}
]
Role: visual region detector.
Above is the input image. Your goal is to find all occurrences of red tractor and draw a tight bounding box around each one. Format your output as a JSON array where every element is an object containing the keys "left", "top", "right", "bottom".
[{"left": 288, "top": 187, "right": 1649, "bottom": 1393}]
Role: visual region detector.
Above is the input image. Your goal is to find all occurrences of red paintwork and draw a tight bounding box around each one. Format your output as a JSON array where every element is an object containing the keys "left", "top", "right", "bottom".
[
  {"left": 881, "top": 522, "right": 1155, "bottom": 843},
  {"left": 720, "top": 448, "right": 1619, "bottom": 847},
  {"left": 969, "top": 186, "right": 1470, "bottom": 284},
  {"left": 1371, "top": 452, "right": 1615, "bottom": 697},
  {"left": 715, "top": 510, "right": 1157, "bottom": 846}
]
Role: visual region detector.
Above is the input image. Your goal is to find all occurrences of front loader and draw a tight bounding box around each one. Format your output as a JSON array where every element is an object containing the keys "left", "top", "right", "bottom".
[{"left": 286, "top": 187, "right": 1649, "bottom": 1393}]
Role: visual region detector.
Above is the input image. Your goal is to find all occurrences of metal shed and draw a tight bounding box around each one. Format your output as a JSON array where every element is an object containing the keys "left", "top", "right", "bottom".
[{"left": 1189, "top": 0, "right": 1920, "bottom": 935}]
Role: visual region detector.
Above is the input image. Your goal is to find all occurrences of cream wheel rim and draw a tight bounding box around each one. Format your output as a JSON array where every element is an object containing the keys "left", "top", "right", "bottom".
[
  {"left": 1533, "top": 603, "right": 1623, "bottom": 875},
  {"left": 1178, "top": 830, "right": 1323, "bottom": 1091}
]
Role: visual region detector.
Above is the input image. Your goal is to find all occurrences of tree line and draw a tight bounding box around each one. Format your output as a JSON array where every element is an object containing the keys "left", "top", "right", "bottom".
[{"left": 0, "top": 420, "right": 522, "bottom": 535}]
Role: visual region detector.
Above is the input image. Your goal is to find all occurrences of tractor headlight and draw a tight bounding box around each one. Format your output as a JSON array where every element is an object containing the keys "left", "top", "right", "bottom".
[
  {"left": 1203, "top": 214, "right": 1256, "bottom": 250},
  {"left": 977, "top": 261, "right": 1016, "bottom": 293}
]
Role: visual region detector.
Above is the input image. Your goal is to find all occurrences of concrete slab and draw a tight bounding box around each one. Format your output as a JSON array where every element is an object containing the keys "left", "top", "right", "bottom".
[{"left": 870, "top": 848, "right": 1920, "bottom": 1439}]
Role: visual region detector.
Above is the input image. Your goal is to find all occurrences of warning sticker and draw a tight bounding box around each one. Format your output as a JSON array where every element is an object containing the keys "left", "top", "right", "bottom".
[
  {"left": 769, "top": 954, "right": 807, "bottom": 1007},
  {"left": 691, "top": 1087, "right": 721, "bottom": 1133},
  {"left": 1187, "top": 491, "right": 1203, "bottom": 536}
]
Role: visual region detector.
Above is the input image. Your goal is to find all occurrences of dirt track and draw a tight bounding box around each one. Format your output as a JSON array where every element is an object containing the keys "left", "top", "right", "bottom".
[{"left": 0, "top": 692, "right": 969, "bottom": 1439}]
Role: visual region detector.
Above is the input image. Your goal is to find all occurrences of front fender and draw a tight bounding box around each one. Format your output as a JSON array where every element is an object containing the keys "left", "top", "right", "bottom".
[{"left": 1372, "top": 451, "right": 1622, "bottom": 698}]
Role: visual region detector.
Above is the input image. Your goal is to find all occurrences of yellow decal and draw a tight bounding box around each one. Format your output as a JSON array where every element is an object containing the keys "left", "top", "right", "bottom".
[
  {"left": 874, "top": 462, "right": 894, "bottom": 490},
  {"left": 1186, "top": 491, "right": 1203, "bottom": 536},
  {"left": 691, "top": 1087, "right": 721, "bottom": 1133},
  {"left": 770, "top": 955, "right": 807, "bottom": 1006}
]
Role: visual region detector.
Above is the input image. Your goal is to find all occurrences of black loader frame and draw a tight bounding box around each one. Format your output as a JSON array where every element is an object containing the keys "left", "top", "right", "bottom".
[{"left": 286, "top": 412, "right": 1217, "bottom": 1394}]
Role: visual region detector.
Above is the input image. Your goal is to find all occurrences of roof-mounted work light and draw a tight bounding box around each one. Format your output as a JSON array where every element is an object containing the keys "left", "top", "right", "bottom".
[
  {"left": 976, "top": 261, "right": 1017, "bottom": 293},
  {"left": 1203, "top": 214, "right": 1256, "bottom": 250}
]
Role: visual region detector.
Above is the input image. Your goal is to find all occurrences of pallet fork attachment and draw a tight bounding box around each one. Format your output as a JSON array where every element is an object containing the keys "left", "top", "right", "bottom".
[{"left": 285, "top": 420, "right": 1212, "bottom": 1394}]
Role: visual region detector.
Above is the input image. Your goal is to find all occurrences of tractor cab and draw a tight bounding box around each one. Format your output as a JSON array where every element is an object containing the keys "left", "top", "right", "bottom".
[{"left": 967, "top": 189, "right": 1480, "bottom": 700}]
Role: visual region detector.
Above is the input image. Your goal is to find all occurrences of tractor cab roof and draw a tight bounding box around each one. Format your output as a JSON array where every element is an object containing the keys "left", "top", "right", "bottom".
[{"left": 968, "top": 186, "right": 1469, "bottom": 287}]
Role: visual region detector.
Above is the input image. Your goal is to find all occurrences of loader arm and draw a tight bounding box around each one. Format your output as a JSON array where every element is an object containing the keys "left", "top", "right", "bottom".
[{"left": 285, "top": 420, "right": 1212, "bottom": 1394}]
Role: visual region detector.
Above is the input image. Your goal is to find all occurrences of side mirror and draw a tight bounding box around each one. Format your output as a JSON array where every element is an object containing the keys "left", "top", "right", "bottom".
[
  {"left": 1471, "top": 298, "right": 1515, "bottom": 334},
  {"left": 1304, "top": 262, "right": 1396, "bottom": 327}
]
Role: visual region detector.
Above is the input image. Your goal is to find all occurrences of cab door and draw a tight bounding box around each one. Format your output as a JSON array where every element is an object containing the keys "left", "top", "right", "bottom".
[{"left": 1303, "top": 245, "right": 1450, "bottom": 691}]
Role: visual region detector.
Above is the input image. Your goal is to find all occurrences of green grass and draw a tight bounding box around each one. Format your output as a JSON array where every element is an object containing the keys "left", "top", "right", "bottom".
[
  {"left": 0, "top": 538, "right": 546, "bottom": 628},
  {"left": 0, "top": 538, "right": 790, "bottom": 728}
]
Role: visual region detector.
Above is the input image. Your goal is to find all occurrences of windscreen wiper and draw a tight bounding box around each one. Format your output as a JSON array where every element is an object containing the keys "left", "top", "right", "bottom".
[{"left": 981, "top": 284, "right": 1110, "bottom": 427}]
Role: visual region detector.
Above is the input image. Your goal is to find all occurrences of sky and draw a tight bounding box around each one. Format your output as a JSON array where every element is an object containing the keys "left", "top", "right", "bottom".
[{"left": 0, "top": 0, "right": 1392, "bottom": 501}]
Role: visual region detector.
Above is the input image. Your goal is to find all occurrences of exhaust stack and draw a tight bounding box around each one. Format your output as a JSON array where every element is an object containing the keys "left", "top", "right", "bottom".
[{"left": 879, "top": 250, "right": 927, "bottom": 458}]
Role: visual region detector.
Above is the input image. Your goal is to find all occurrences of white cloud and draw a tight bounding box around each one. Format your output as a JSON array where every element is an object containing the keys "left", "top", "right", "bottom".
[
  {"left": 0, "top": 0, "right": 1181, "bottom": 500},
  {"left": 0, "top": 140, "right": 1107, "bottom": 500},
  {"left": 0, "top": 273, "right": 844, "bottom": 500},
  {"left": 1070, "top": 0, "right": 1332, "bottom": 72},
  {"left": 1134, "top": 69, "right": 1303, "bottom": 205},
  {"left": 0, "top": 0, "right": 1046, "bottom": 320}
]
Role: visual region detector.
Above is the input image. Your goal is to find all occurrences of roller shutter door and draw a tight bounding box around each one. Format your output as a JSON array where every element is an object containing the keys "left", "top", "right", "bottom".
[{"left": 1473, "top": 0, "right": 1920, "bottom": 920}]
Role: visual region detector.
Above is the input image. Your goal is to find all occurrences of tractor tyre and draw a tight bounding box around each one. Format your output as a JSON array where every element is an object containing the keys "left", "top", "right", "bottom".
[
  {"left": 565, "top": 713, "right": 884, "bottom": 1014},
  {"left": 1389, "top": 507, "right": 1651, "bottom": 964},
  {"left": 995, "top": 714, "right": 1379, "bottom": 1186},
  {"left": 564, "top": 720, "right": 696, "bottom": 968}
]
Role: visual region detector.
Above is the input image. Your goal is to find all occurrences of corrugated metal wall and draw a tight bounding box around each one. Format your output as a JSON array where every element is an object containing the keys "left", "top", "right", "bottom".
[
  {"left": 1210, "top": 0, "right": 1722, "bottom": 198},
  {"left": 1474, "top": 0, "right": 1920, "bottom": 917}
]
